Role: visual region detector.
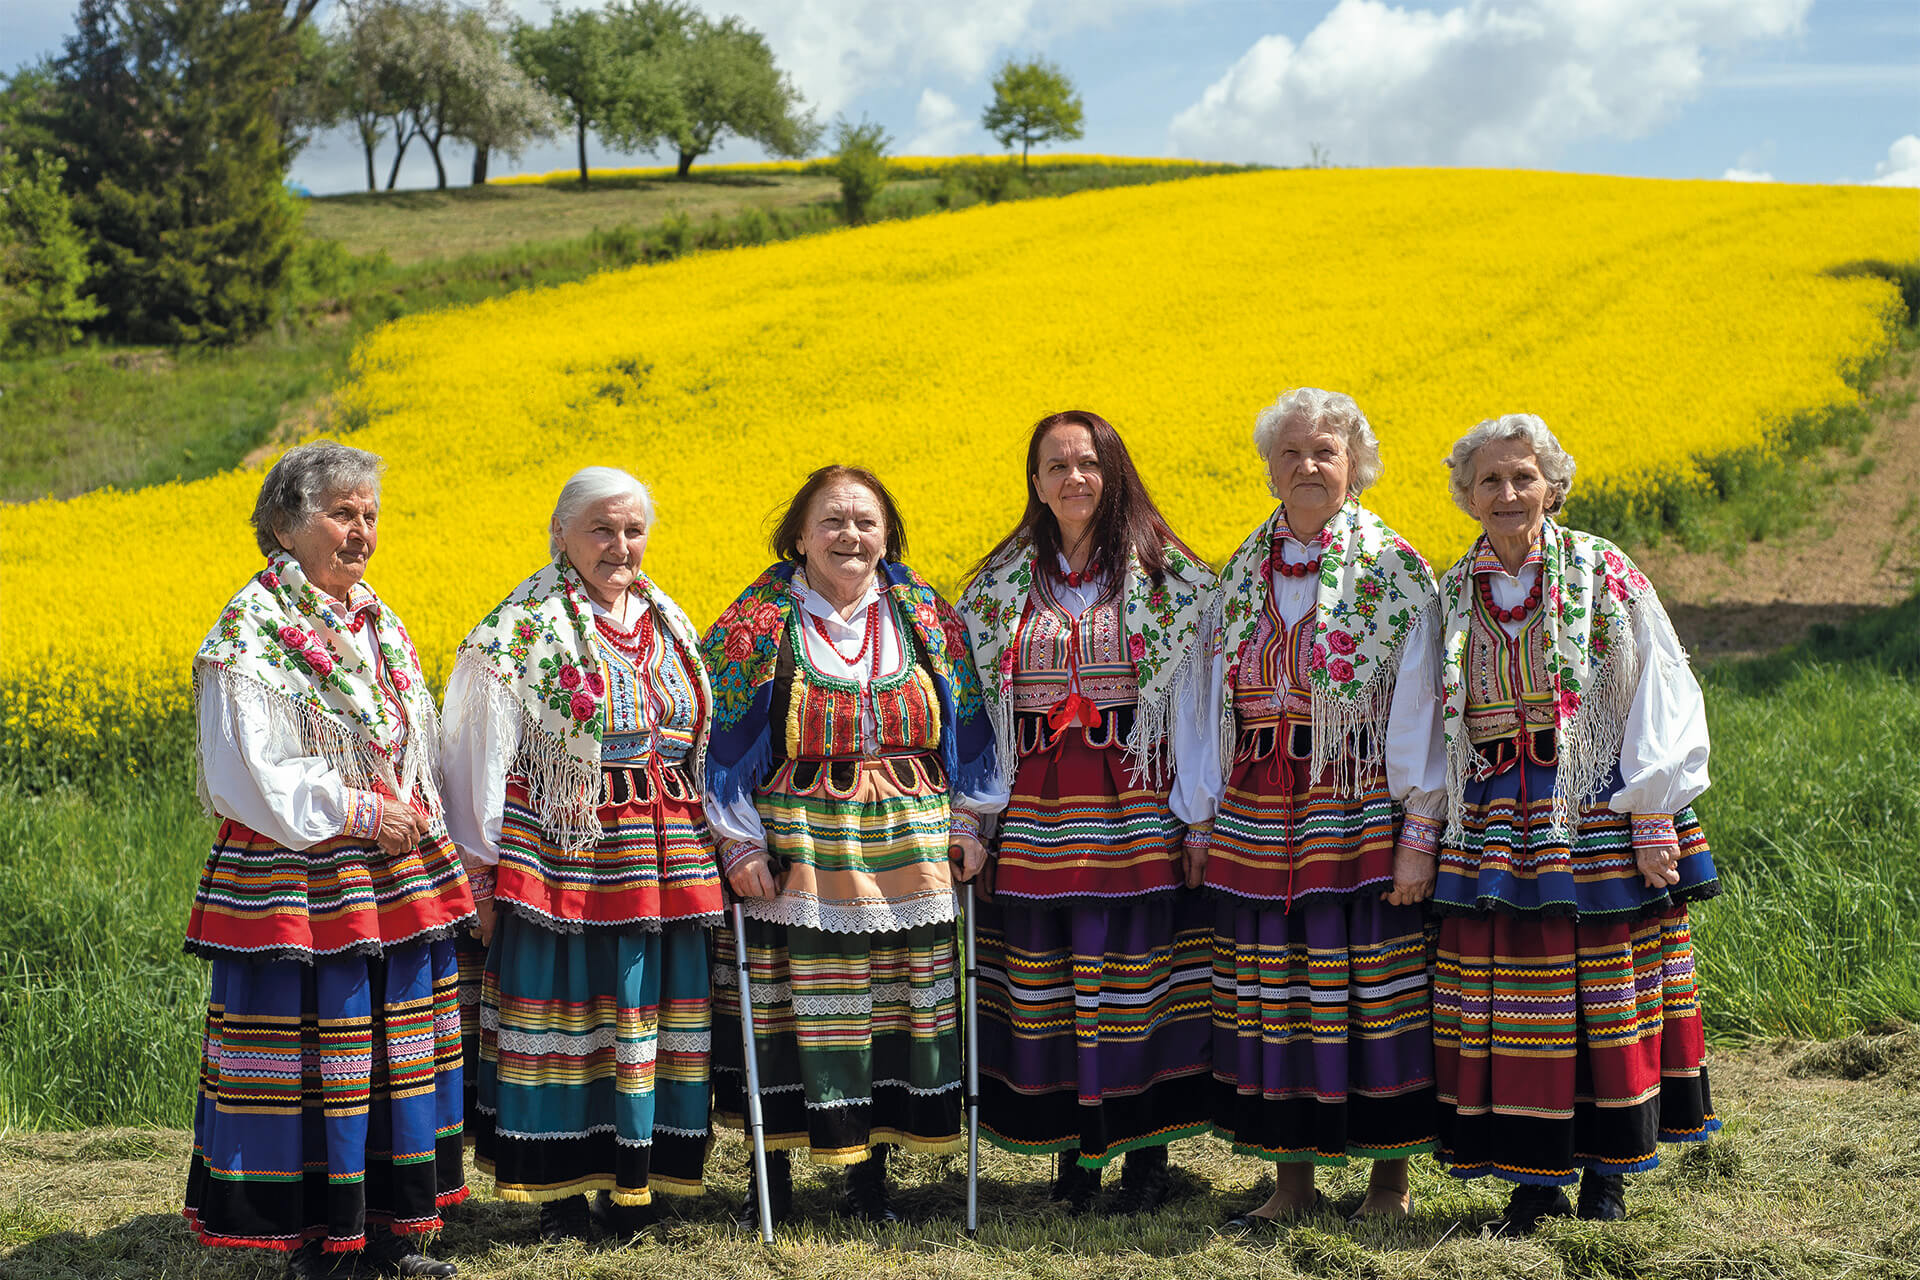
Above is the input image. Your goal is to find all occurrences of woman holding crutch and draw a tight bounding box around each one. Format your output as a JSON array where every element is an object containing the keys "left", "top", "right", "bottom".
[{"left": 701, "top": 464, "right": 997, "bottom": 1229}]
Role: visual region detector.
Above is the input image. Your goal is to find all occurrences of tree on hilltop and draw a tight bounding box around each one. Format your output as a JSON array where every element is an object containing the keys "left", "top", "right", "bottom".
[
  {"left": 655, "top": 13, "right": 820, "bottom": 178},
  {"left": 982, "top": 56, "right": 1084, "bottom": 170},
  {"left": 514, "top": 2, "right": 685, "bottom": 186}
]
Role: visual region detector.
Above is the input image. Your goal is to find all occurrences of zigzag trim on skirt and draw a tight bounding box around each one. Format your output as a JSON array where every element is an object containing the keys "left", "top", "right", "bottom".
[
  {"left": 181, "top": 917, "right": 476, "bottom": 965},
  {"left": 1428, "top": 876, "right": 1721, "bottom": 921},
  {"left": 498, "top": 898, "right": 722, "bottom": 934}
]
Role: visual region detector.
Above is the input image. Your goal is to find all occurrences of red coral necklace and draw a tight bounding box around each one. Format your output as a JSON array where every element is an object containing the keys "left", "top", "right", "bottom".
[
  {"left": 1479, "top": 574, "right": 1543, "bottom": 624},
  {"left": 811, "top": 602, "right": 883, "bottom": 681}
]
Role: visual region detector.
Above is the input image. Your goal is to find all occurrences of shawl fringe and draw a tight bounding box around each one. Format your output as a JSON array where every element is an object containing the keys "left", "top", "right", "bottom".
[
  {"left": 194, "top": 663, "right": 444, "bottom": 827},
  {"left": 448, "top": 648, "right": 602, "bottom": 852}
]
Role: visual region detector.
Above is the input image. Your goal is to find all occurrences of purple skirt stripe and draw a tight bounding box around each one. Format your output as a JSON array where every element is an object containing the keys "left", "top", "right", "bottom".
[
  {"left": 976, "top": 893, "right": 1214, "bottom": 1165},
  {"left": 1210, "top": 894, "right": 1437, "bottom": 1164}
]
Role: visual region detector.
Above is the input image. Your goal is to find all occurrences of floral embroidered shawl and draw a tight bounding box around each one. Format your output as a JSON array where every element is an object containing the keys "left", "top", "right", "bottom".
[
  {"left": 958, "top": 537, "right": 1213, "bottom": 789},
  {"left": 1436, "top": 519, "right": 1672, "bottom": 842},
  {"left": 1206, "top": 500, "right": 1436, "bottom": 794},
  {"left": 194, "top": 552, "right": 443, "bottom": 822},
  {"left": 449, "top": 557, "right": 711, "bottom": 852},
  {"left": 700, "top": 560, "right": 996, "bottom": 809}
]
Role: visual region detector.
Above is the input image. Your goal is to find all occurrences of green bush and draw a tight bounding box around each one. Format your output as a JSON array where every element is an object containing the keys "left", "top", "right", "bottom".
[
  {"left": 0, "top": 149, "right": 102, "bottom": 353},
  {"left": 832, "top": 119, "right": 891, "bottom": 226}
]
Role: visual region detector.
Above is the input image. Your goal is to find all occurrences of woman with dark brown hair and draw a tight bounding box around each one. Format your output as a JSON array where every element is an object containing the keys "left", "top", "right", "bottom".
[
  {"left": 699, "top": 465, "right": 997, "bottom": 1229},
  {"left": 956, "top": 411, "right": 1217, "bottom": 1213}
]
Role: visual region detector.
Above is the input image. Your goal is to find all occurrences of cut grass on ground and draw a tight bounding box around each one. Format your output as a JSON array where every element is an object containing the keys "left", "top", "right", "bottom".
[{"left": 3, "top": 1033, "right": 1918, "bottom": 1279}]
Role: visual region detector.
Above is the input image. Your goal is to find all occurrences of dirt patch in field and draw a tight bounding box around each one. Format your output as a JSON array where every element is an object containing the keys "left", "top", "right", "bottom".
[
  {"left": 240, "top": 394, "right": 337, "bottom": 470},
  {"left": 1637, "top": 352, "right": 1920, "bottom": 662}
]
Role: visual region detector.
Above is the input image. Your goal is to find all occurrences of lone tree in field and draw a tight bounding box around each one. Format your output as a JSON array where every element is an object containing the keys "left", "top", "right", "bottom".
[{"left": 982, "top": 56, "right": 1083, "bottom": 170}]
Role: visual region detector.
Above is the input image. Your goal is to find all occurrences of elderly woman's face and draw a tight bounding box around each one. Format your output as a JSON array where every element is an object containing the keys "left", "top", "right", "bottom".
[
  {"left": 1268, "top": 417, "right": 1350, "bottom": 530},
  {"left": 1032, "top": 422, "right": 1103, "bottom": 539},
  {"left": 556, "top": 495, "right": 649, "bottom": 610},
  {"left": 1466, "top": 437, "right": 1551, "bottom": 546},
  {"left": 279, "top": 486, "right": 378, "bottom": 598},
  {"left": 797, "top": 480, "right": 887, "bottom": 600}
]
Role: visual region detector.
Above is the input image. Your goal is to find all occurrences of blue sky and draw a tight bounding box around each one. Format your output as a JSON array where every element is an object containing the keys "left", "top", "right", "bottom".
[{"left": 4, "top": 0, "right": 1915, "bottom": 193}]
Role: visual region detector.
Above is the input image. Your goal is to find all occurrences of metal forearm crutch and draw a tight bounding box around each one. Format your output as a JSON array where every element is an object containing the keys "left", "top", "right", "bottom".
[
  {"left": 963, "top": 881, "right": 981, "bottom": 1238},
  {"left": 731, "top": 900, "right": 776, "bottom": 1246}
]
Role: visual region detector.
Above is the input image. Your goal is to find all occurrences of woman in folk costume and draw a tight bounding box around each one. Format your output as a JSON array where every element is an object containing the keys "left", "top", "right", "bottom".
[
  {"left": 440, "top": 467, "right": 724, "bottom": 1244},
  {"left": 1193, "top": 389, "right": 1442, "bottom": 1230},
  {"left": 701, "top": 464, "right": 997, "bottom": 1228},
  {"left": 956, "top": 410, "right": 1217, "bottom": 1214},
  {"left": 184, "top": 441, "right": 472, "bottom": 1280},
  {"left": 1408, "top": 415, "right": 1718, "bottom": 1232}
]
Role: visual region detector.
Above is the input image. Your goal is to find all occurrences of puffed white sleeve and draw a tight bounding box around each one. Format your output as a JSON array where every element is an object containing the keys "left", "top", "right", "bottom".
[
  {"left": 439, "top": 660, "right": 518, "bottom": 870},
  {"left": 1169, "top": 635, "right": 1226, "bottom": 827},
  {"left": 197, "top": 674, "right": 365, "bottom": 851},
  {"left": 1609, "top": 597, "right": 1711, "bottom": 817},
  {"left": 1386, "top": 609, "right": 1447, "bottom": 820}
]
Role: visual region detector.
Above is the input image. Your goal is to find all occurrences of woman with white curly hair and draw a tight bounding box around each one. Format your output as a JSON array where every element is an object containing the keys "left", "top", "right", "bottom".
[
  {"left": 441, "top": 466, "right": 724, "bottom": 1244},
  {"left": 1404, "top": 414, "right": 1720, "bottom": 1232},
  {"left": 1191, "top": 388, "right": 1443, "bottom": 1230}
]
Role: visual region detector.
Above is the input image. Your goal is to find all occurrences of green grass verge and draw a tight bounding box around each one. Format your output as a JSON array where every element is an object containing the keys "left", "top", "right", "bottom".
[
  {"left": 2, "top": 595, "right": 1914, "bottom": 1132},
  {"left": 0, "top": 162, "right": 1247, "bottom": 504}
]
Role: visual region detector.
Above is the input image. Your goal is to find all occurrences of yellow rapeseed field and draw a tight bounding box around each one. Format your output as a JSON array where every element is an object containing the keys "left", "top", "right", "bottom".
[{"left": 1, "top": 168, "right": 1910, "bottom": 770}]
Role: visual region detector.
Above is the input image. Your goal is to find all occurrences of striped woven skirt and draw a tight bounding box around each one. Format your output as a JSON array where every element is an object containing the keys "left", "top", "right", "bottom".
[
  {"left": 471, "top": 921, "right": 713, "bottom": 1203},
  {"left": 183, "top": 938, "right": 467, "bottom": 1253},
  {"left": 1432, "top": 753, "right": 1719, "bottom": 1185},
  {"left": 1205, "top": 728, "right": 1437, "bottom": 1164},
  {"left": 712, "top": 918, "right": 963, "bottom": 1162},
  {"left": 469, "top": 762, "right": 722, "bottom": 1204},
  {"left": 976, "top": 718, "right": 1213, "bottom": 1165}
]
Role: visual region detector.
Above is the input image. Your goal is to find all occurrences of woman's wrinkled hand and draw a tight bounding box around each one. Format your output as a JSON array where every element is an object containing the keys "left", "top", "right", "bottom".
[
  {"left": 1381, "top": 840, "right": 1437, "bottom": 906},
  {"left": 375, "top": 801, "right": 427, "bottom": 858},
  {"left": 727, "top": 848, "right": 781, "bottom": 901},
  {"left": 1177, "top": 823, "right": 1212, "bottom": 889},
  {"left": 1637, "top": 839, "right": 1682, "bottom": 889},
  {"left": 950, "top": 833, "right": 989, "bottom": 883}
]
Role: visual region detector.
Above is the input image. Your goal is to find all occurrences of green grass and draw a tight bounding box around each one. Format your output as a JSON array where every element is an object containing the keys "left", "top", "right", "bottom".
[
  {"left": 0, "top": 161, "right": 1247, "bottom": 504},
  {"left": 2, "top": 595, "right": 1915, "bottom": 1134},
  {"left": 4, "top": 1036, "right": 1920, "bottom": 1278}
]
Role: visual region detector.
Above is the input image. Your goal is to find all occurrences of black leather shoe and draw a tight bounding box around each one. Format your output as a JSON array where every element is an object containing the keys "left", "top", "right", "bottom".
[
  {"left": 844, "top": 1145, "right": 900, "bottom": 1224},
  {"left": 1577, "top": 1171, "right": 1627, "bottom": 1221},
  {"left": 593, "top": 1190, "right": 658, "bottom": 1241},
  {"left": 736, "top": 1151, "right": 792, "bottom": 1231},
  {"left": 537, "top": 1194, "right": 593, "bottom": 1245},
  {"left": 285, "top": 1242, "right": 350, "bottom": 1280},
  {"left": 1501, "top": 1183, "right": 1573, "bottom": 1235},
  {"left": 1107, "top": 1145, "right": 1172, "bottom": 1215},
  {"left": 1050, "top": 1153, "right": 1099, "bottom": 1214},
  {"left": 358, "top": 1229, "right": 457, "bottom": 1277}
]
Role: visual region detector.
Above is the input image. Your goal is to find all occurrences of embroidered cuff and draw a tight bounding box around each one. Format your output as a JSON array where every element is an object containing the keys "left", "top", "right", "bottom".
[
  {"left": 1399, "top": 812, "right": 1442, "bottom": 855},
  {"left": 343, "top": 789, "right": 383, "bottom": 842},
  {"left": 1181, "top": 825, "right": 1212, "bottom": 850},
  {"left": 948, "top": 809, "right": 983, "bottom": 844},
  {"left": 1630, "top": 813, "right": 1678, "bottom": 849},
  {"left": 465, "top": 866, "right": 496, "bottom": 901},
  {"left": 719, "top": 838, "right": 765, "bottom": 874}
]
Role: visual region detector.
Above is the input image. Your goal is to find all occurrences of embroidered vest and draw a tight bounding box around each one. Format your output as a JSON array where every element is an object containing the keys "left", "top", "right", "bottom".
[
  {"left": 1232, "top": 591, "right": 1319, "bottom": 728},
  {"left": 1011, "top": 578, "right": 1139, "bottom": 714},
  {"left": 784, "top": 607, "right": 941, "bottom": 759},
  {"left": 1463, "top": 596, "right": 1557, "bottom": 745},
  {"left": 591, "top": 611, "right": 703, "bottom": 767}
]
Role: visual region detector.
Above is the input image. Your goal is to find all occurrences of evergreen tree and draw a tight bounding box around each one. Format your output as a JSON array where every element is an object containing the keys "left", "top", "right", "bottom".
[
  {"left": 0, "top": 149, "right": 104, "bottom": 353},
  {"left": 42, "top": 0, "right": 308, "bottom": 344}
]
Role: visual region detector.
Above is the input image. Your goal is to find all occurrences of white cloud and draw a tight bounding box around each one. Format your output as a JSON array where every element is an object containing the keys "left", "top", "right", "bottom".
[
  {"left": 1869, "top": 134, "right": 1920, "bottom": 187},
  {"left": 901, "top": 89, "right": 976, "bottom": 155},
  {"left": 1720, "top": 167, "right": 1774, "bottom": 181},
  {"left": 1168, "top": 0, "right": 1812, "bottom": 167}
]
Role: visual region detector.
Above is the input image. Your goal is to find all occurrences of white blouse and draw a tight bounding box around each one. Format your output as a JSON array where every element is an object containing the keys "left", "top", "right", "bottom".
[
  {"left": 441, "top": 591, "right": 653, "bottom": 869},
  {"left": 704, "top": 573, "right": 997, "bottom": 850},
  {"left": 1179, "top": 530, "right": 1450, "bottom": 823},
  {"left": 195, "top": 603, "right": 390, "bottom": 851},
  {"left": 1391, "top": 560, "right": 1712, "bottom": 817}
]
